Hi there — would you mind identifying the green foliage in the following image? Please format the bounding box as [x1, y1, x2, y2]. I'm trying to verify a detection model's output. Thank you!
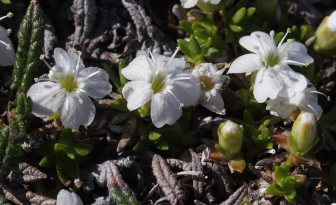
[266, 159, 306, 203]
[10, 0, 44, 92]
[103, 59, 128, 92]
[39, 128, 93, 183]
[319, 107, 336, 150]
[178, 11, 226, 64]
[0, 126, 20, 181]
[0, 0, 11, 4]
[110, 188, 139, 205]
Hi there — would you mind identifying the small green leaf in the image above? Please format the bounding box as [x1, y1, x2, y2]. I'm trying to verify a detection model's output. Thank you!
[65, 159, 80, 178]
[64, 149, 76, 160]
[54, 143, 69, 152]
[73, 143, 93, 156]
[58, 128, 74, 146]
[119, 59, 128, 87]
[138, 103, 150, 117]
[155, 139, 169, 151]
[266, 183, 284, 196]
[1, 0, 12, 4]
[246, 7, 256, 19]
[39, 154, 55, 168]
[148, 132, 161, 141]
[110, 98, 129, 112]
[232, 7, 246, 24]
[57, 168, 68, 184]
[103, 63, 121, 89]
[179, 20, 194, 34]
[229, 24, 243, 32]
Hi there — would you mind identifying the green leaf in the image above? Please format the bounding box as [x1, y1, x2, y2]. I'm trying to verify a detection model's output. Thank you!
[155, 139, 169, 151]
[319, 106, 336, 131]
[64, 149, 76, 160]
[246, 7, 256, 19]
[39, 154, 55, 168]
[54, 143, 69, 152]
[232, 7, 246, 24]
[148, 132, 161, 141]
[110, 188, 140, 205]
[72, 143, 93, 156]
[180, 20, 194, 34]
[110, 98, 129, 112]
[57, 168, 68, 184]
[323, 129, 336, 150]
[138, 103, 150, 117]
[11, 0, 44, 92]
[266, 183, 284, 196]
[65, 158, 80, 178]
[58, 128, 74, 145]
[103, 63, 121, 89]
[1, 0, 11, 4]
[119, 59, 128, 87]
[229, 24, 243, 32]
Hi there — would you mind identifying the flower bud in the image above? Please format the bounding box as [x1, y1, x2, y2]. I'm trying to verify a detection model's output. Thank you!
[217, 120, 243, 160]
[288, 112, 318, 156]
[314, 11, 336, 56]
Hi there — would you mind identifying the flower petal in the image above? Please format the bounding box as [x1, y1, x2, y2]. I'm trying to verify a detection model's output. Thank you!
[202, 91, 225, 115]
[154, 55, 186, 75]
[57, 189, 83, 205]
[0, 26, 14, 66]
[239, 31, 276, 55]
[170, 72, 200, 107]
[275, 65, 307, 98]
[227, 54, 262, 73]
[279, 42, 313, 66]
[180, 0, 198, 8]
[122, 80, 153, 110]
[151, 92, 182, 128]
[27, 81, 65, 117]
[78, 67, 112, 99]
[266, 97, 297, 118]
[253, 68, 283, 103]
[60, 92, 95, 129]
[53, 48, 85, 75]
[121, 55, 154, 81]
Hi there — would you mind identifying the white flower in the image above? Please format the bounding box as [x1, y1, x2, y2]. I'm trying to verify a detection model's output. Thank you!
[0, 13, 14, 66]
[266, 86, 323, 119]
[27, 48, 112, 129]
[57, 189, 83, 205]
[228, 30, 313, 103]
[326, 10, 336, 32]
[122, 53, 200, 128]
[191, 63, 226, 115]
[180, 0, 221, 8]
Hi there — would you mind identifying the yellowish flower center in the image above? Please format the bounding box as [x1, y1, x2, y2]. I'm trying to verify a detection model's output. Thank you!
[60, 75, 78, 92]
[151, 73, 166, 94]
[200, 75, 215, 91]
[263, 52, 281, 67]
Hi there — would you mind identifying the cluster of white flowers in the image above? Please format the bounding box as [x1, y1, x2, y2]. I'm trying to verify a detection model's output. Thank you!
[122, 53, 226, 128]
[57, 189, 83, 205]
[180, 0, 221, 8]
[27, 48, 112, 129]
[228, 30, 323, 118]
[0, 12, 14, 66]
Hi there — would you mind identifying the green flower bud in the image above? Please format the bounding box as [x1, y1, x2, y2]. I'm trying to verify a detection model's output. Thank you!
[288, 112, 318, 157]
[217, 120, 243, 160]
[314, 11, 336, 56]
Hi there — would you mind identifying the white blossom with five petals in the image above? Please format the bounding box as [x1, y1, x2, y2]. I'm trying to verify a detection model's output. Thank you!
[190, 63, 226, 115]
[121, 53, 200, 128]
[27, 48, 112, 129]
[180, 0, 221, 8]
[228, 30, 313, 103]
[56, 189, 83, 205]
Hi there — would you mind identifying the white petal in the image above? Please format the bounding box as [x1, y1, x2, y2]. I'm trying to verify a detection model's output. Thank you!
[121, 55, 154, 81]
[0, 26, 14, 66]
[327, 11, 336, 31]
[228, 54, 262, 73]
[275, 65, 307, 98]
[53, 48, 85, 75]
[122, 80, 153, 110]
[253, 68, 283, 103]
[154, 55, 186, 75]
[180, 0, 198, 8]
[170, 72, 200, 107]
[27, 81, 65, 117]
[279, 42, 313, 66]
[78, 67, 112, 99]
[202, 91, 225, 115]
[266, 97, 297, 118]
[151, 92, 182, 128]
[239, 31, 276, 56]
[57, 190, 83, 205]
[60, 92, 95, 129]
